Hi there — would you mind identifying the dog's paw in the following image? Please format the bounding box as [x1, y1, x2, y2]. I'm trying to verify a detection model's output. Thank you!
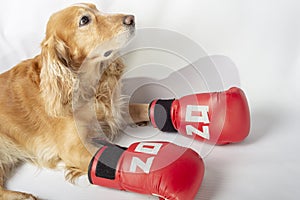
[65, 166, 85, 184]
[130, 121, 149, 128]
[22, 194, 38, 200]
[2, 190, 38, 200]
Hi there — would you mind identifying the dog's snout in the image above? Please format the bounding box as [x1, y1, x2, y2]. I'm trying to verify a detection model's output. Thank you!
[123, 15, 135, 26]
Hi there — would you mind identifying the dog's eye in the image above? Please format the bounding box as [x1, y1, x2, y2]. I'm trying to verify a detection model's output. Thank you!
[79, 16, 90, 27]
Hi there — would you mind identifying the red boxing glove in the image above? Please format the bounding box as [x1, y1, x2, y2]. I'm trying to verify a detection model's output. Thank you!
[88, 141, 204, 200]
[149, 87, 250, 145]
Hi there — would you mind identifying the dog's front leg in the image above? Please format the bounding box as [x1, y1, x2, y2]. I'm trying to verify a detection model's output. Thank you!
[56, 118, 101, 183]
[128, 103, 150, 124]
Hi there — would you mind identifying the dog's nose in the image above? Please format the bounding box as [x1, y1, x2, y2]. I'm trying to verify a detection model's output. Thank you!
[123, 15, 135, 26]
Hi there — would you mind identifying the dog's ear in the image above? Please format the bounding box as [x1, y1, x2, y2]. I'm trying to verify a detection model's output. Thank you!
[42, 35, 72, 68]
[40, 35, 74, 117]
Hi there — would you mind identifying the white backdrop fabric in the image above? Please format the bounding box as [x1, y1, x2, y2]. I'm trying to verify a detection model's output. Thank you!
[1, 0, 299, 200]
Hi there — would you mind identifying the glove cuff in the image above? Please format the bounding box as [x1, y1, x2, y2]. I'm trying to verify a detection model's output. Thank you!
[149, 99, 177, 132]
[88, 143, 126, 187]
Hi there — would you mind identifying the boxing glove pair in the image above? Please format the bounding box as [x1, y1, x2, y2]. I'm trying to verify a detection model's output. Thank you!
[88, 87, 250, 199]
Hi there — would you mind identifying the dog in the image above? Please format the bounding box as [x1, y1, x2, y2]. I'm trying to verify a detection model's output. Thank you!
[0, 3, 140, 199]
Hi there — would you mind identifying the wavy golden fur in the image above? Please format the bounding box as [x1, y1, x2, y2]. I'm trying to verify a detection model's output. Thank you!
[0, 3, 136, 199]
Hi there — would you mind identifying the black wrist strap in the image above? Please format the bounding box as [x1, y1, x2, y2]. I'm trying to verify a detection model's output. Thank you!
[151, 99, 177, 132]
[88, 144, 126, 183]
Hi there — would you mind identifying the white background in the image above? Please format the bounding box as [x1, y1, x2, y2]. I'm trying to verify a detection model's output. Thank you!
[1, 0, 300, 200]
